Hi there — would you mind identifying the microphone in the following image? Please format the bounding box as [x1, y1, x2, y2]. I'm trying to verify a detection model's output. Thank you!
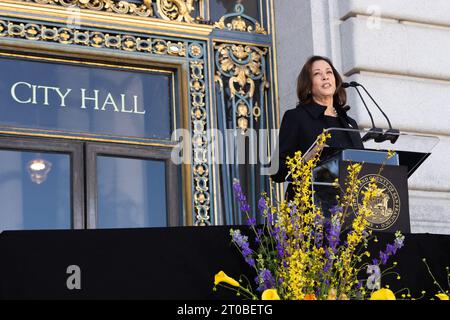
[354, 82, 399, 143]
[342, 82, 383, 143]
[343, 81, 399, 143]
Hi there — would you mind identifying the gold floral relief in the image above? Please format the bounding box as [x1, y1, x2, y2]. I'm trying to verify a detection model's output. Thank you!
[21, 0, 154, 17]
[156, 0, 198, 23]
[19, 0, 203, 23]
[215, 43, 267, 99]
[213, 3, 267, 35]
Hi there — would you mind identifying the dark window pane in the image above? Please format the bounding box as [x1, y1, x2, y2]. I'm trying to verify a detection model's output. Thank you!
[0, 56, 173, 141]
[97, 156, 167, 228]
[0, 150, 71, 230]
[210, 0, 260, 23]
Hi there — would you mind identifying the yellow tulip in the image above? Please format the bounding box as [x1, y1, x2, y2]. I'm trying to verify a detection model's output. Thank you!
[435, 293, 449, 300]
[370, 288, 396, 300]
[262, 289, 280, 300]
[214, 271, 240, 287]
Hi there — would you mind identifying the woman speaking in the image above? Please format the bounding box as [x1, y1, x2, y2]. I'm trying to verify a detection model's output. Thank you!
[271, 55, 363, 199]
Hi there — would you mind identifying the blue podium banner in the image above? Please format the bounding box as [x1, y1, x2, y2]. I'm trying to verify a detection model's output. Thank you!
[0, 55, 174, 141]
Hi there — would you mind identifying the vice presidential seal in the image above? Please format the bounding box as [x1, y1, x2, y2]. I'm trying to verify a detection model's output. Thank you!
[353, 174, 400, 231]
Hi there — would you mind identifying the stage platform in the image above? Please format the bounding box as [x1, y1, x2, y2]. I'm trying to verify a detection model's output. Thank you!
[1, 226, 449, 299]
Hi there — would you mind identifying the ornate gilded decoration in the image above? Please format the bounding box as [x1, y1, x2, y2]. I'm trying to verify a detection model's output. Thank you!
[215, 44, 266, 99]
[214, 3, 267, 35]
[214, 43, 267, 131]
[213, 38, 272, 225]
[0, 17, 211, 225]
[190, 59, 210, 225]
[0, 20, 187, 56]
[22, 0, 154, 17]
[19, 0, 204, 23]
[0, 0, 276, 228]
[156, 0, 198, 23]
[189, 43, 202, 57]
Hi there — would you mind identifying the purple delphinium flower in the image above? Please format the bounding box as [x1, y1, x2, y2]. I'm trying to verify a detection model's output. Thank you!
[233, 180, 251, 213]
[329, 205, 343, 216]
[323, 260, 332, 273]
[379, 250, 389, 265]
[394, 235, 405, 249]
[258, 197, 267, 215]
[246, 217, 256, 227]
[366, 264, 381, 290]
[245, 256, 256, 267]
[326, 220, 341, 251]
[230, 229, 255, 267]
[255, 228, 263, 244]
[255, 269, 276, 292]
[241, 203, 251, 212]
[322, 218, 341, 276]
[377, 233, 405, 265]
[271, 226, 281, 238]
[386, 243, 397, 255]
[276, 243, 285, 259]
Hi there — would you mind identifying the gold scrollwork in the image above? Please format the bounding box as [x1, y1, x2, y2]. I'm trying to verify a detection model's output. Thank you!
[215, 43, 267, 99]
[190, 59, 210, 226]
[215, 16, 266, 34]
[22, 0, 154, 17]
[0, 20, 187, 56]
[215, 42, 269, 132]
[156, 0, 198, 23]
[214, 3, 267, 35]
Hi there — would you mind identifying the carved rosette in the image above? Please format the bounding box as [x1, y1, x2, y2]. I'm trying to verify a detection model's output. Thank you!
[215, 43, 267, 130]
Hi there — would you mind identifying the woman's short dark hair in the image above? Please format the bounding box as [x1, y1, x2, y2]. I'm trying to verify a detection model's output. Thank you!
[296, 55, 346, 106]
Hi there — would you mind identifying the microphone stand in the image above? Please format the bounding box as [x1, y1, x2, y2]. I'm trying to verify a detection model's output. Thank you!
[349, 84, 384, 143]
[356, 83, 399, 143]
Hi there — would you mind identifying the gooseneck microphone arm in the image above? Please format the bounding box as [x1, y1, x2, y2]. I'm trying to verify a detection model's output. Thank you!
[353, 82, 393, 129]
[353, 85, 376, 129]
[343, 82, 384, 143]
[344, 81, 399, 143]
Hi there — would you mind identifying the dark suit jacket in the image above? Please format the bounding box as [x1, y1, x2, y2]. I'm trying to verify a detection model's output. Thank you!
[271, 101, 363, 183]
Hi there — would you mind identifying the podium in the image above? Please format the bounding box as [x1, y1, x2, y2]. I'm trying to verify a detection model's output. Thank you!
[309, 128, 439, 233]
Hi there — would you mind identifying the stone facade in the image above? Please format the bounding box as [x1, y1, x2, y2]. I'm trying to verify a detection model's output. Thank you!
[274, 0, 450, 234]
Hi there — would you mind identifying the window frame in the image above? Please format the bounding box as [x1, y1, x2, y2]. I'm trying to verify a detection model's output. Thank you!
[85, 142, 180, 229]
[0, 135, 84, 229]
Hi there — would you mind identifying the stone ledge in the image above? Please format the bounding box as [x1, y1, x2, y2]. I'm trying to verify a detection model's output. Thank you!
[340, 17, 450, 81]
[338, 0, 450, 28]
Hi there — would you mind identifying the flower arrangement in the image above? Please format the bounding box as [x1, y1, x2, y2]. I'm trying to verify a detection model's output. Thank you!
[213, 132, 405, 300]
